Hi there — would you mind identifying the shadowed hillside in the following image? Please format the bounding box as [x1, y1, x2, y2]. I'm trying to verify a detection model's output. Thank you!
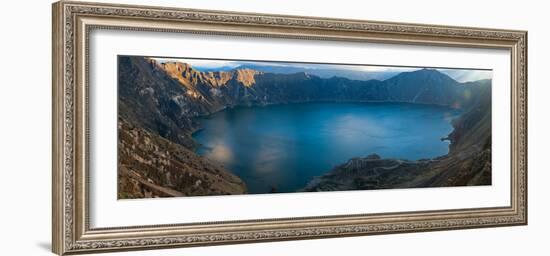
[118, 118, 246, 198]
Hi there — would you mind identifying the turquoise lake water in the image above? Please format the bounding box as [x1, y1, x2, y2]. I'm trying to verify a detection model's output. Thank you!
[192, 102, 460, 194]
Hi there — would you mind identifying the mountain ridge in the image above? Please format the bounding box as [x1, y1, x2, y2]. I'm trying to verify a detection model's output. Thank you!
[146, 57, 487, 110]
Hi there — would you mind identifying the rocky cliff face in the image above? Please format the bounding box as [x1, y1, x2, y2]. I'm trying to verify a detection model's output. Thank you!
[118, 55, 492, 197]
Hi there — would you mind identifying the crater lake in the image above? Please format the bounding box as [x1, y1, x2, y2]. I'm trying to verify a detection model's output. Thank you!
[192, 102, 461, 194]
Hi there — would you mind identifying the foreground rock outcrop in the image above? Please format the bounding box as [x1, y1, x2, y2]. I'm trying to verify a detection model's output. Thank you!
[118, 118, 246, 199]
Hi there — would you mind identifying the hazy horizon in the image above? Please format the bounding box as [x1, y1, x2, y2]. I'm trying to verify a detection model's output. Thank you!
[149, 56, 492, 83]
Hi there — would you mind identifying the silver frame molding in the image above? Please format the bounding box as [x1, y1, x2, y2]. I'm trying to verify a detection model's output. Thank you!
[52, 1, 527, 255]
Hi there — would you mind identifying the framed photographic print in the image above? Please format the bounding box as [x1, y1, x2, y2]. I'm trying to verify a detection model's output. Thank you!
[52, 1, 527, 255]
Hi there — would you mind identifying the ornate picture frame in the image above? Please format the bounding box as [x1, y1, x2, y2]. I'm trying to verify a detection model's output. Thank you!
[52, 1, 527, 255]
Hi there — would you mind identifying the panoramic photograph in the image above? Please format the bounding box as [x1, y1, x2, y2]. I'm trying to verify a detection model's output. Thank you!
[117, 55, 492, 199]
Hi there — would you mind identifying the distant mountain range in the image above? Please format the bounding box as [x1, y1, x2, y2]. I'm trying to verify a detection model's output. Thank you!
[186, 61, 490, 83]
[117, 55, 492, 198]
[195, 64, 401, 81]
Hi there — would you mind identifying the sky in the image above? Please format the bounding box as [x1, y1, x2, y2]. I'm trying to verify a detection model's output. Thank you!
[151, 57, 492, 83]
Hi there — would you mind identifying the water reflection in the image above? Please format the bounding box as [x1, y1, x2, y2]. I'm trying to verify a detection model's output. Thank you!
[193, 102, 460, 194]
[205, 143, 233, 164]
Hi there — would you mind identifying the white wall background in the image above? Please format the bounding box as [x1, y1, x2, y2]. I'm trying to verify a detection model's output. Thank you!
[0, 0, 547, 255]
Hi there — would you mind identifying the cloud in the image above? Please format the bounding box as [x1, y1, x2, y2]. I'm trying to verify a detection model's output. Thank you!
[437, 69, 492, 83]
[151, 58, 241, 69]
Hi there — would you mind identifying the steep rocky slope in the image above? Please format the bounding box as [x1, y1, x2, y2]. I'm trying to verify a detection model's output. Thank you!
[118, 118, 246, 199]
